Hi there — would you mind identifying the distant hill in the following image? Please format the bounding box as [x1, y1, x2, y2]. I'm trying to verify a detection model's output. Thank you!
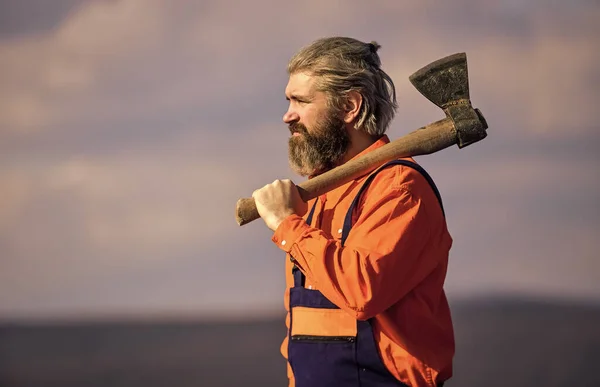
[1, 298, 599, 387]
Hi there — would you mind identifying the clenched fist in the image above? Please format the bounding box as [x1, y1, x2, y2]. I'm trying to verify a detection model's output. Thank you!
[252, 179, 308, 231]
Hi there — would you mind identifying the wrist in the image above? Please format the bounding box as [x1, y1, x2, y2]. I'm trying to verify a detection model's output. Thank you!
[267, 210, 295, 231]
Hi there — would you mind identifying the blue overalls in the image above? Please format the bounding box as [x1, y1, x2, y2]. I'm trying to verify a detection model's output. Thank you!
[287, 160, 445, 387]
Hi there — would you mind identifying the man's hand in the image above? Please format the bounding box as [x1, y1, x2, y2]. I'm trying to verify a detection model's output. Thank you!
[252, 179, 308, 231]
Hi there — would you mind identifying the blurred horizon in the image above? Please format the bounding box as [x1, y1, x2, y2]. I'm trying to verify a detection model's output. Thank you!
[2, 294, 600, 325]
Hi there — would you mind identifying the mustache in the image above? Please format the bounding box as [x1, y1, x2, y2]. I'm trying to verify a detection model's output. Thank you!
[289, 122, 309, 136]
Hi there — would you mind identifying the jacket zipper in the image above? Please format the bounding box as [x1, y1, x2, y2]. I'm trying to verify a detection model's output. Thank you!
[291, 335, 356, 343]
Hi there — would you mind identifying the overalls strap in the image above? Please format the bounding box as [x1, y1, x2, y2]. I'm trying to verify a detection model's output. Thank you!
[292, 199, 319, 288]
[341, 159, 445, 246]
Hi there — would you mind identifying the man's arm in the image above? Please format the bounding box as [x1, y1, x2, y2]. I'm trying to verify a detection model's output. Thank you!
[270, 180, 449, 320]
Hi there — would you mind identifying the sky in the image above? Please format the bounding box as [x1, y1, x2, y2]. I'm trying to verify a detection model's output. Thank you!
[0, 0, 598, 320]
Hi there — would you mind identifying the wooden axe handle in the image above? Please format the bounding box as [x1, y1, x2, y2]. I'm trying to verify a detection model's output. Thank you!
[235, 117, 456, 226]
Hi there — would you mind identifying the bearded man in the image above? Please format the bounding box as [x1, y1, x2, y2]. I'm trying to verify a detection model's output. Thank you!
[252, 37, 454, 387]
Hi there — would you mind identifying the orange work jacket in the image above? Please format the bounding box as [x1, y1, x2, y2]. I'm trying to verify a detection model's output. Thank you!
[271, 135, 455, 387]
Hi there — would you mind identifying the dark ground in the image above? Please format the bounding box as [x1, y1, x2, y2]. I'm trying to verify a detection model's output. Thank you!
[1, 298, 599, 387]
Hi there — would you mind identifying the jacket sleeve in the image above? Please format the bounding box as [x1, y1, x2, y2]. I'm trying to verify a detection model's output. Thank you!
[271, 182, 446, 321]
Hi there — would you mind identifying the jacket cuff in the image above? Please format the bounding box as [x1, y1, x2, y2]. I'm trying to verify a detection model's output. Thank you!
[271, 214, 310, 253]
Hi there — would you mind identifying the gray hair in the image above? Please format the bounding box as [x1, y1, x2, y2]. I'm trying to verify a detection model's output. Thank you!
[287, 37, 398, 136]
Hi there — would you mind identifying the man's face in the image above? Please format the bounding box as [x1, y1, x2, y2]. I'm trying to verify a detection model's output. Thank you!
[283, 72, 349, 176]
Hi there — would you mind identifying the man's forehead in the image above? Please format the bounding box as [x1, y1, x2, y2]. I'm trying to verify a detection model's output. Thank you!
[285, 72, 316, 97]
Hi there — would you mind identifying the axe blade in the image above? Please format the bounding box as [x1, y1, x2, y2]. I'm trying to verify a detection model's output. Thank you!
[409, 52, 469, 109]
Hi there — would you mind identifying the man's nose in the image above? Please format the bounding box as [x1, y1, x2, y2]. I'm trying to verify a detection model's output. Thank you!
[283, 109, 299, 124]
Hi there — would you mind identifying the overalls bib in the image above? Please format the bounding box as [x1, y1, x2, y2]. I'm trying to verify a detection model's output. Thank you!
[287, 160, 445, 387]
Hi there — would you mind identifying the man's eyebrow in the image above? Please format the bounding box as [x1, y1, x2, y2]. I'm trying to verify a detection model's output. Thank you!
[286, 93, 310, 101]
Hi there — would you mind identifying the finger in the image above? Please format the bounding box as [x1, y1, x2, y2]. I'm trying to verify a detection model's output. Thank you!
[279, 179, 293, 190]
[251, 188, 262, 199]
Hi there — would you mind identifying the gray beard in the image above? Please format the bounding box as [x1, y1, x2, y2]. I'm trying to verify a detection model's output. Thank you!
[287, 114, 349, 177]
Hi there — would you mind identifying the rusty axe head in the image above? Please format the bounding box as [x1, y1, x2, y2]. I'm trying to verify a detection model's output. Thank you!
[409, 53, 488, 148]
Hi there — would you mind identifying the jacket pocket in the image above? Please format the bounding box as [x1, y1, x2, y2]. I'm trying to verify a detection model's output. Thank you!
[291, 306, 357, 340]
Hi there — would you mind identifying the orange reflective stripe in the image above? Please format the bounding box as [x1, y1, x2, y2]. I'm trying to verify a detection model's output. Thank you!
[291, 306, 357, 337]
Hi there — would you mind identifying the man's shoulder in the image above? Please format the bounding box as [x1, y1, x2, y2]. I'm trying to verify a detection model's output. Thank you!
[358, 158, 444, 215]
[366, 158, 430, 192]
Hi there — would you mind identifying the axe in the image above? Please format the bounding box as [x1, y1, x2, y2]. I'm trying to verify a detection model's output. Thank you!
[235, 52, 488, 226]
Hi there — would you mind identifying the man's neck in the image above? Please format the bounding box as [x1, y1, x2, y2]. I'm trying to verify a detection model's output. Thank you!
[337, 129, 381, 166]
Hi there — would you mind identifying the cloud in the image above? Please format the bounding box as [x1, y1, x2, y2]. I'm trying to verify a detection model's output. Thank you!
[0, 0, 598, 319]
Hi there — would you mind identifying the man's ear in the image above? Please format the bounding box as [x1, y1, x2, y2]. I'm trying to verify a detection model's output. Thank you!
[342, 90, 363, 124]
